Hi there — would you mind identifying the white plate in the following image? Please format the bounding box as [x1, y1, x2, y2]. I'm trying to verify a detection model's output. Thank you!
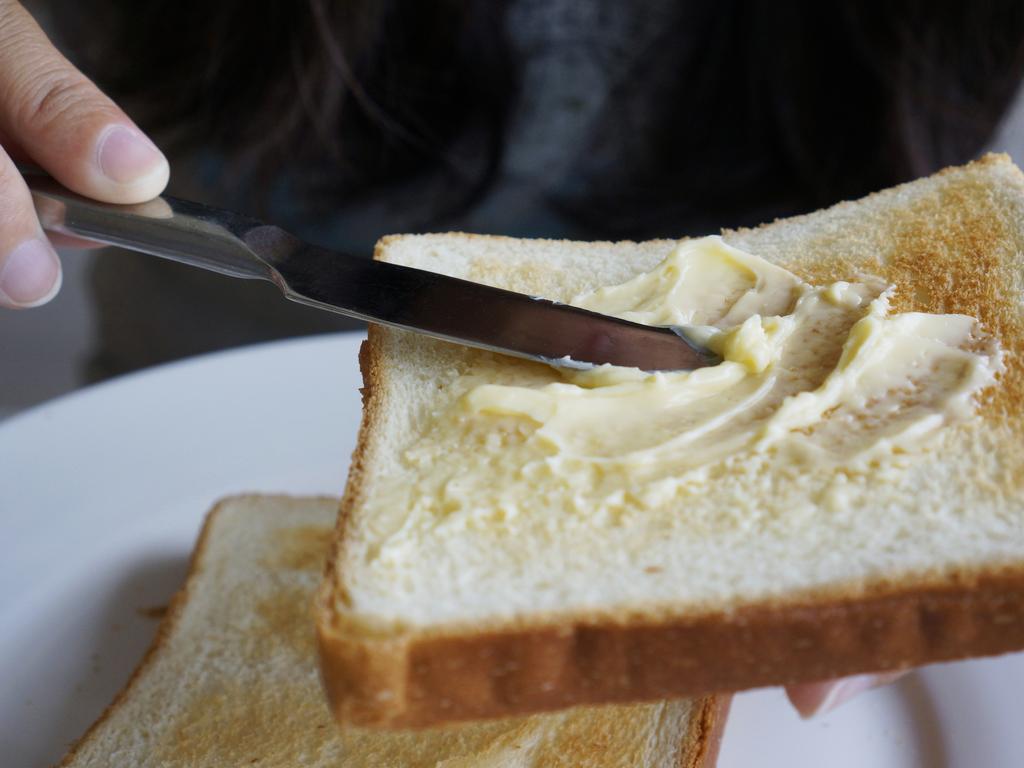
[1, 332, 1021, 768]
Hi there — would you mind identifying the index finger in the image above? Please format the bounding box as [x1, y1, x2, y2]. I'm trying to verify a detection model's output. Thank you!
[0, 1, 168, 203]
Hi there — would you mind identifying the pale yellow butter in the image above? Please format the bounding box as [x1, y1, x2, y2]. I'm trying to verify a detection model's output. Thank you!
[394, 237, 1002, 527]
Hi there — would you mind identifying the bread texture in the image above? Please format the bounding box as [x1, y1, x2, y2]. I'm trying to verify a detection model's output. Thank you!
[58, 495, 725, 767]
[317, 154, 1024, 728]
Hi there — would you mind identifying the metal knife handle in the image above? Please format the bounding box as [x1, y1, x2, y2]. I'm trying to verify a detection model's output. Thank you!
[24, 172, 274, 282]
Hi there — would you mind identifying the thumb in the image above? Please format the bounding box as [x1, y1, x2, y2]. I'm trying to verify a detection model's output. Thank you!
[785, 671, 907, 718]
[0, 2, 169, 203]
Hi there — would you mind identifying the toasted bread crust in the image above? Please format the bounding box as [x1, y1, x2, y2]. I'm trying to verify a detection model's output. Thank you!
[317, 154, 1024, 731]
[318, 566, 1024, 728]
[320, 336, 381, 612]
[684, 696, 730, 768]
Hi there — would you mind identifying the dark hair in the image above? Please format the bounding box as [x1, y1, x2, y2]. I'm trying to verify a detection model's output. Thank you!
[554, 1, 1024, 236]
[53, 0, 517, 224]
[52, 0, 1024, 238]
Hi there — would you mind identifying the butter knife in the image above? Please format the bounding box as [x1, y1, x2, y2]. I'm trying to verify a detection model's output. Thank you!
[25, 173, 717, 371]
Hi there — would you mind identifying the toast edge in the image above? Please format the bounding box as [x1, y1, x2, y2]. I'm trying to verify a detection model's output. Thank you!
[54, 494, 332, 767]
[684, 696, 731, 768]
[317, 565, 1024, 728]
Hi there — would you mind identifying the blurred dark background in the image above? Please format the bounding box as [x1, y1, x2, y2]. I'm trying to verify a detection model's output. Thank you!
[5, 0, 1024, 416]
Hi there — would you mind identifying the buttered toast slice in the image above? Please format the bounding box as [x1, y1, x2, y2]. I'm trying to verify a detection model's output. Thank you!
[58, 495, 726, 767]
[317, 154, 1024, 729]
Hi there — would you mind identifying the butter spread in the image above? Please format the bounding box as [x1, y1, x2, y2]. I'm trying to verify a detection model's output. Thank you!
[390, 237, 1002, 527]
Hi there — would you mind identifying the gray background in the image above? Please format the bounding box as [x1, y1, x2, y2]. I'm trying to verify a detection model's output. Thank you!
[3, 92, 1024, 420]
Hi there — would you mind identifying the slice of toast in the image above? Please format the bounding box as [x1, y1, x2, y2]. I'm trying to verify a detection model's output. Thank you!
[316, 154, 1024, 729]
[58, 495, 726, 767]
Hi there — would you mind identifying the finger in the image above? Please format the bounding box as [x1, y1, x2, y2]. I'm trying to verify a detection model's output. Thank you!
[0, 143, 60, 307]
[785, 671, 907, 718]
[0, 2, 168, 204]
[0, 127, 109, 249]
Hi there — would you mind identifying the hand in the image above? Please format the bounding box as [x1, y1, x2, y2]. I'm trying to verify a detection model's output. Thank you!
[0, 1, 168, 308]
[786, 671, 907, 718]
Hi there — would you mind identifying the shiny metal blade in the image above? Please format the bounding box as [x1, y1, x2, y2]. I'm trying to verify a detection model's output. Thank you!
[25, 171, 718, 371]
[254, 234, 718, 371]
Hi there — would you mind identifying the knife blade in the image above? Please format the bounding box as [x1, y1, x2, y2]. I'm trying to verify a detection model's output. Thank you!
[25, 173, 718, 371]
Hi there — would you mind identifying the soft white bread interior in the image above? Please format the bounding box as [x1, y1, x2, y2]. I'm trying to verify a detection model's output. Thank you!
[59, 495, 725, 767]
[317, 154, 1024, 728]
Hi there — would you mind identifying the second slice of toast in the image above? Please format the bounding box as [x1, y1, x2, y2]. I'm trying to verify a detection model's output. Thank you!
[60, 495, 725, 767]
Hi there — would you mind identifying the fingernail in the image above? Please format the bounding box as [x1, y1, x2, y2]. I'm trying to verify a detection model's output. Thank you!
[802, 674, 880, 718]
[0, 238, 62, 307]
[96, 124, 167, 184]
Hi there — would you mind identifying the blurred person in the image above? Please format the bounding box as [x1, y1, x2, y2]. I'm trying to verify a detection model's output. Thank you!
[2, 0, 1024, 715]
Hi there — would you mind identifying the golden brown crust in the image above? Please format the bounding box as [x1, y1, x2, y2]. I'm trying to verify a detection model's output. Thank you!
[683, 696, 730, 768]
[318, 330, 387, 613]
[319, 567, 1024, 728]
[317, 154, 1024, 732]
